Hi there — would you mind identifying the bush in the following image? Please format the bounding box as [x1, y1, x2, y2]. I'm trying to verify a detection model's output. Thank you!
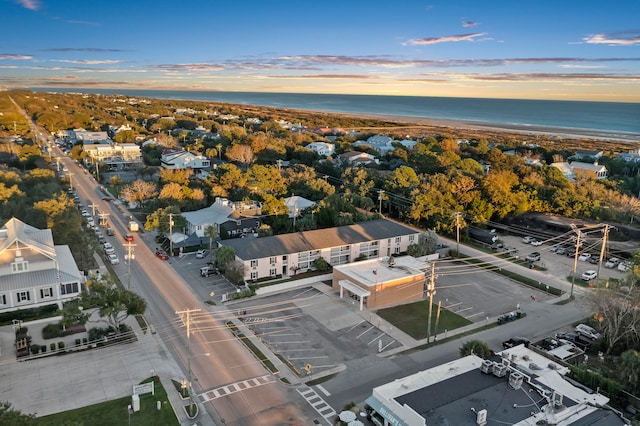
[40, 345, 46, 353]
[50, 343, 56, 351]
[42, 323, 62, 339]
[88, 327, 107, 342]
[58, 341, 65, 350]
[75, 338, 81, 346]
[30, 344, 40, 354]
[0, 304, 58, 326]
[15, 326, 29, 337]
[82, 338, 88, 344]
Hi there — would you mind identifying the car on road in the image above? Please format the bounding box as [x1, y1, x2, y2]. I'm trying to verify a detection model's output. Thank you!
[605, 258, 620, 268]
[503, 246, 518, 255]
[108, 254, 120, 265]
[531, 239, 543, 247]
[124, 234, 134, 242]
[525, 252, 541, 262]
[106, 227, 115, 236]
[575, 324, 601, 340]
[155, 249, 169, 260]
[578, 253, 592, 262]
[502, 336, 530, 349]
[522, 236, 535, 244]
[103, 242, 115, 255]
[581, 270, 597, 281]
[195, 249, 207, 259]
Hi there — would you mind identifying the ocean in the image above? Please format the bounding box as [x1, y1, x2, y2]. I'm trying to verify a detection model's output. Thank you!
[31, 88, 640, 141]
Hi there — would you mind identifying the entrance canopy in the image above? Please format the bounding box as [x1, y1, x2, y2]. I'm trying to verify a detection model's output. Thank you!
[338, 280, 371, 298]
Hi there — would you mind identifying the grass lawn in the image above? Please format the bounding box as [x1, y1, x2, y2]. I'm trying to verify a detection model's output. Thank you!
[377, 300, 472, 340]
[35, 377, 179, 426]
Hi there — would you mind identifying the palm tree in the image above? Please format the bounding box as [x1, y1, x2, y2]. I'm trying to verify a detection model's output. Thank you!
[204, 225, 219, 262]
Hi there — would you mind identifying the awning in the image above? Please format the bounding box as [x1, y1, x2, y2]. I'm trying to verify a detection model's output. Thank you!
[338, 280, 371, 298]
[364, 396, 410, 426]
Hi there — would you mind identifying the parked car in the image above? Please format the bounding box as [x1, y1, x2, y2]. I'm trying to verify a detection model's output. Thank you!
[588, 256, 599, 264]
[581, 270, 597, 281]
[618, 261, 632, 272]
[525, 252, 541, 262]
[578, 253, 592, 261]
[575, 324, 601, 340]
[502, 336, 530, 349]
[155, 249, 169, 260]
[605, 257, 620, 268]
[195, 249, 207, 259]
[522, 236, 535, 244]
[200, 265, 219, 277]
[108, 254, 120, 265]
[531, 239, 543, 247]
[556, 247, 567, 255]
[503, 246, 518, 254]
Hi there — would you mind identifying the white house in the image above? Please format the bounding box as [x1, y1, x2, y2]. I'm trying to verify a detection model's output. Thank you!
[283, 195, 315, 218]
[73, 130, 111, 144]
[182, 197, 263, 238]
[0, 218, 84, 313]
[618, 148, 640, 163]
[219, 219, 422, 281]
[353, 135, 417, 155]
[84, 143, 143, 170]
[304, 142, 335, 157]
[551, 162, 608, 181]
[337, 151, 379, 166]
[161, 149, 211, 170]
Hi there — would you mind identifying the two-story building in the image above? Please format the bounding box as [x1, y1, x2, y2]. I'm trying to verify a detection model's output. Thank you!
[304, 142, 336, 157]
[161, 149, 211, 171]
[84, 143, 143, 171]
[0, 218, 84, 313]
[219, 219, 422, 282]
[182, 197, 263, 239]
[550, 162, 608, 181]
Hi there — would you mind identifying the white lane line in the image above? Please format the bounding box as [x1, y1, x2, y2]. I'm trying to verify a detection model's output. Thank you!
[316, 384, 331, 396]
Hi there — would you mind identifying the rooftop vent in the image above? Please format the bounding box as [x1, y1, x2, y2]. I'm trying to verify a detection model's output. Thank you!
[476, 409, 487, 426]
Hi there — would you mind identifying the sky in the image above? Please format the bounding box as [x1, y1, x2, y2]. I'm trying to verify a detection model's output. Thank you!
[1, 0, 639, 102]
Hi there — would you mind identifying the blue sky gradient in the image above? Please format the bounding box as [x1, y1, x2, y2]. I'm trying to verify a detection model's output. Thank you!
[2, 0, 639, 101]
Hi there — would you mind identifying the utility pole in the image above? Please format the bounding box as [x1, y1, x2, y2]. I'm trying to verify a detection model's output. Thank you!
[124, 242, 136, 289]
[67, 172, 74, 190]
[176, 308, 201, 418]
[378, 190, 384, 215]
[88, 202, 98, 216]
[597, 224, 609, 279]
[455, 213, 461, 257]
[426, 262, 436, 342]
[169, 213, 174, 257]
[570, 228, 581, 298]
[98, 212, 110, 228]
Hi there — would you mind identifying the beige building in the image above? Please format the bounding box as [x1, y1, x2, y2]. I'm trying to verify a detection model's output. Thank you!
[332, 255, 429, 310]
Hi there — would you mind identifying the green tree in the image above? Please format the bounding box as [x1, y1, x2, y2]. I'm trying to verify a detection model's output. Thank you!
[620, 349, 640, 393]
[60, 300, 89, 331]
[0, 400, 35, 425]
[459, 340, 492, 359]
[144, 205, 182, 234]
[216, 246, 236, 272]
[81, 278, 146, 334]
[204, 225, 219, 260]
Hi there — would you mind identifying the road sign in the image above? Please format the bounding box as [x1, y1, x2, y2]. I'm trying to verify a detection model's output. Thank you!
[305, 363, 312, 373]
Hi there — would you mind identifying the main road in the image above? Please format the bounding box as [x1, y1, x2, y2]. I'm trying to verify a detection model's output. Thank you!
[48, 143, 313, 425]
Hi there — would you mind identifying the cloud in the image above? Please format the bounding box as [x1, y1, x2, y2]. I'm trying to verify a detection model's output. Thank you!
[583, 31, 640, 46]
[15, 0, 39, 10]
[150, 63, 225, 72]
[404, 33, 488, 45]
[465, 72, 640, 82]
[268, 74, 380, 80]
[42, 48, 130, 52]
[461, 20, 479, 28]
[53, 59, 126, 65]
[0, 54, 32, 60]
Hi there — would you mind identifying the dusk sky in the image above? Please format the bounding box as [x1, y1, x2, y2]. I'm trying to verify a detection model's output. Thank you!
[2, 0, 639, 102]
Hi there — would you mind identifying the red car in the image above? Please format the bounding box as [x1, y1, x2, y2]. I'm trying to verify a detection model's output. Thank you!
[124, 234, 134, 242]
[155, 249, 169, 260]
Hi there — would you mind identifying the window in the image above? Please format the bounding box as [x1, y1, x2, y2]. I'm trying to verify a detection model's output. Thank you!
[330, 245, 350, 265]
[298, 250, 320, 270]
[409, 235, 415, 242]
[282, 255, 288, 265]
[40, 288, 53, 298]
[0, 294, 6, 305]
[60, 282, 79, 295]
[17, 291, 30, 302]
[269, 268, 277, 277]
[11, 261, 29, 273]
[270, 257, 277, 265]
[395, 237, 402, 244]
[251, 260, 258, 268]
[250, 271, 258, 280]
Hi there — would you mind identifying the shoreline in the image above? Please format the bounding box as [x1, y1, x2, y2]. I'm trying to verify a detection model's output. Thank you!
[329, 111, 640, 143]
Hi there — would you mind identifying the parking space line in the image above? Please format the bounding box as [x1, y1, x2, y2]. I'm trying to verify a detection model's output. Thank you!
[356, 325, 374, 339]
[288, 356, 328, 360]
[368, 333, 384, 346]
[346, 320, 365, 333]
[380, 340, 396, 351]
[276, 348, 317, 352]
[271, 340, 310, 344]
[457, 307, 474, 313]
[465, 312, 485, 319]
[316, 385, 331, 396]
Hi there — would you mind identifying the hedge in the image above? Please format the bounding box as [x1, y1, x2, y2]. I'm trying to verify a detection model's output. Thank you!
[0, 304, 59, 326]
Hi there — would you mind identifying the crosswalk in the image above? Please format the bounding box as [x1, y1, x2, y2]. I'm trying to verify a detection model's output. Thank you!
[197, 374, 275, 402]
[297, 386, 336, 424]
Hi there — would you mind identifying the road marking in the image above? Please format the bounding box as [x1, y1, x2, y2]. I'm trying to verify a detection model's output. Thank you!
[346, 320, 365, 332]
[198, 374, 274, 402]
[316, 384, 331, 396]
[368, 333, 384, 346]
[356, 326, 374, 339]
[297, 386, 335, 425]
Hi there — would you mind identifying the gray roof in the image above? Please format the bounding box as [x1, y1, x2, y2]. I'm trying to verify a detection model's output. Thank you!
[221, 219, 420, 260]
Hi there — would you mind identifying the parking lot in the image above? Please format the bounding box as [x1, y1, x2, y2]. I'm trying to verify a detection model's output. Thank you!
[169, 250, 239, 303]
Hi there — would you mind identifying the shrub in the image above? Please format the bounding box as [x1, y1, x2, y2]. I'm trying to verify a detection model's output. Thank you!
[15, 326, 29, 336]
[42, 323, 62, 339]
[58, 341, 65, 350]
[82, 338, 88, 344]
[50, 343, 56, 351]
[75, 338, 81, 346]
[88, 327, 106, 342]
[40, 345, 46, 353]
[0, 304, 58, 326]
[30, 344, 40, 354]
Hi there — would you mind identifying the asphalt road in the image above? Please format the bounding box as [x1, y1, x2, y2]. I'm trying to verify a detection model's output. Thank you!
[51, 144, 315, 425]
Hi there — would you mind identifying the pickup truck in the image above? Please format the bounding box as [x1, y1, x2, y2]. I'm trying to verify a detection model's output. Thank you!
[502, 337, 530, 349]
